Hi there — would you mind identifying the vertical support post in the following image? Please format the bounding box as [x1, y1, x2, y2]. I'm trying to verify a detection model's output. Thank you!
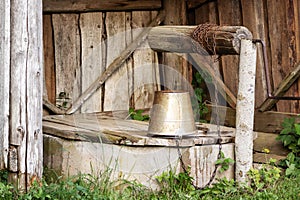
[9, 0, 44, 190]
[235, 39, 257, 183]
[0, 0, 10, 170]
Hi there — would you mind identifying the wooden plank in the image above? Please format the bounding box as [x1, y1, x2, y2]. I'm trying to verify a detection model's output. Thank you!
[253, 152, 287, 164]
[148, 25, 252, 55]
[160, 0, 188, 91]
[43, 0, 162, 13]
[10, 0, 43, 189]
[259, 62, 300, 111]
[43, 15, 56, 104]
[253, 132, 289, 156]
[0, 0, 10, 169]
[66, 12, 165, 114]
[204, 103, 300, 133]
[52, 14, 81, 111]
[187, 0, 211, 10]
[295, 0, 300, 113]
[132, 11, 161, 109]
[80, 12, 104, 113]
[218, 0, 242, 98]
[43, 113, 234, 147]
[266, 0, 291, 112]
[241, 0, 269, 108]
[103, 12, 131, 111]
[194, 0, 218, 24]
[287, 0, 300, 113]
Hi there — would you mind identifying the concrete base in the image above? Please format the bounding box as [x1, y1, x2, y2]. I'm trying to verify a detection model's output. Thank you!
[43, 134, 234, 189]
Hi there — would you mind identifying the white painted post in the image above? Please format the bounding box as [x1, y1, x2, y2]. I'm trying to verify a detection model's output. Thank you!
[235, 39, 257, 183]
[0, 0, 10, 170]
[9, 0, 44, 189]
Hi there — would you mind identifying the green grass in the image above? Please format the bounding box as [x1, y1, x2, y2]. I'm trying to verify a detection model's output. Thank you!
[1, 170, 300, 200]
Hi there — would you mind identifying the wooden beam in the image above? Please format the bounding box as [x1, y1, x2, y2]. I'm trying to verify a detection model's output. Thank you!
[148, 25, 252, 55]
[43, 0, 162, 13]
[204, 104, 300, 133]
[66, 11, 165, 114]
[259, 62, 300, 112]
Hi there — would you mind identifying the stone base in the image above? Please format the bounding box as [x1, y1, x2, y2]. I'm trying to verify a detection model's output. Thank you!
[43, 134, 234, 189]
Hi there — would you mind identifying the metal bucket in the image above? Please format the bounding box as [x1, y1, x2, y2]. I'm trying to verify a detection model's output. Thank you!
[148, 90, 196, 137]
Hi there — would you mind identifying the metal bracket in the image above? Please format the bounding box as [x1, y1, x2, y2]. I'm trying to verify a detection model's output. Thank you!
[252, 39, 300, 100]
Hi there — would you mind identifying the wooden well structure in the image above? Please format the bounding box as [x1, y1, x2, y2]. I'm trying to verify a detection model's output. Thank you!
[1, 0, 300, 190]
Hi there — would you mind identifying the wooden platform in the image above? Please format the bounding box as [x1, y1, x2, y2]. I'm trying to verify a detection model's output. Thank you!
[42, 111, 236, 188]
[43, 111, 235, 147]
[42, 111, 288, 188]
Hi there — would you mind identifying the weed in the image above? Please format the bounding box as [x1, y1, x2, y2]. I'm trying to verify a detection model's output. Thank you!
[215, 151, 235, 173]
[128, 108, 150, 121]
[155, 168, 197, 199]
[276, 117, 300, 176]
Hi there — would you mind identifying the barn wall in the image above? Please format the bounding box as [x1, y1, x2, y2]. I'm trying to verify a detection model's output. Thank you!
[44, 0, 300, 114]
[43, 11, 161, 113]
[190, 0, 300, 113]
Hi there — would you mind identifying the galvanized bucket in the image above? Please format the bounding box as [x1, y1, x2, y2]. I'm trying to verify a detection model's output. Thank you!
[148, 90, 196, 137]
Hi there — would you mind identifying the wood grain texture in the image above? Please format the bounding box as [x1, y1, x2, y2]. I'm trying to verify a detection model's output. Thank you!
[132, 11, 161, 109]
[204, 103, 300, 133]
[287, 0, 300, 113]
[266, 0, 290, 112]
[103, 12, 131, 111]
[259, 62, 300, 111]
[9, 0, 43, 188]
[148, 25, 252, 54]
[194, 0, 218, 24]
[218, 0, 242, 97]
[43, 15, 56, 104]
[43, 113, 234, 146]
[80, 12, 104, 113]
[52, 14, 81, 110]
[66, 12, 164, 114]
[241, 0, 269, 108]
[160, 0, 190, 91]
[0, 0, 10, 169]
[43, 0, 162, 13]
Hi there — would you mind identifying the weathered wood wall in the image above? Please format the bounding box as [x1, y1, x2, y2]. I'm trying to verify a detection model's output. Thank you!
[44, 0, 300, 114]
[43, 11, 162, 113]
[191, 0, 300, 113]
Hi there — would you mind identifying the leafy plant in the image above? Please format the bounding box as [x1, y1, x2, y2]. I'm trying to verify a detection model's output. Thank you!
[276, 117, 300, 176]
[247, 162, 281, 192]
[191, 72, 209, 122]
[156, 168, 196, 197]
[199, 177, 238, 197]
[128, 108, 150, 121]
[215, 151, 235, 173]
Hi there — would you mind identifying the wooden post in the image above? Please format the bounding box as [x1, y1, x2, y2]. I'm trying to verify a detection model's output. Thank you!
[9, 0, 43, 190]
[0, 0, 10, 170]
[235, 39, 257, 183]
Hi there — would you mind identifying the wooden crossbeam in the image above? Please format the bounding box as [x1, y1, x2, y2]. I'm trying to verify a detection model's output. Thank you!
[66, 11, 165, 114]
[43, 0, 162, 13]
[148, 25, 252, 55]
[259, 62, 300, 112]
